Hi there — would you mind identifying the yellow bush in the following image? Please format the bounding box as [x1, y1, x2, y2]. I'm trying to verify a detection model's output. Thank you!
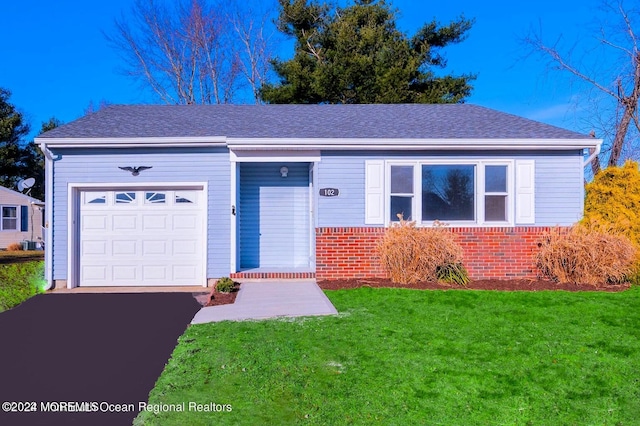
[583, 160, 640, 248]
[377, 219, 467, 284]
[536, 226, 637, 285]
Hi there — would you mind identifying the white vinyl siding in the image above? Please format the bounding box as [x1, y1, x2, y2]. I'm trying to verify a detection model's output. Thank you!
[318, 153, 580, 228]
[50, 147, 230, 281]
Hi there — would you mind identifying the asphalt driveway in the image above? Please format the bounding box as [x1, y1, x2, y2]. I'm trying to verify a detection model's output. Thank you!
[0, 293, 201, 426]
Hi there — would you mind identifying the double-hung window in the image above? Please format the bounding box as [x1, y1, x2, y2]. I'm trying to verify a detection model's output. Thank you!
[389, 165, 414, 221]
[385, 161, 514, 225]
[1, 206, 18, 231]
[484, 165, 508, 222]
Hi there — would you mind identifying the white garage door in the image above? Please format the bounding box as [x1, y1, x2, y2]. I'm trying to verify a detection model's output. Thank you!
[79, 189, 205, 286]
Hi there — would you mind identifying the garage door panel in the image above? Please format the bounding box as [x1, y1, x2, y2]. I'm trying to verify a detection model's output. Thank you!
[82, 240, 108, 256]
[172, 240, 197, 255]
[142, 265, 168, 281]
[79, 188, 205, 287]
[112, 215, 137, 231]
[113, 265, 137, 281]
[82, 266, 107, 281]
[142, 240, 168, 255]
[173, 214, 199, 231]
[112, 240, 138, 256]
[83, 215, 107, 230]
[142, 215, 168, 230]
[173, 265, 198, 280]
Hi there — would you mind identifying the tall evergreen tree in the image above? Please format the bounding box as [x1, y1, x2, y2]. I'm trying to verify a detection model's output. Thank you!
[0, 88, 31, 192]
[261, 0, 475, 104]
[0, 88, 56, 201]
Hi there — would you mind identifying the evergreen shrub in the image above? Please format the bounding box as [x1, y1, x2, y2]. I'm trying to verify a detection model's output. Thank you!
[583, 160, 640, 248]
[215, 277, 237, 293]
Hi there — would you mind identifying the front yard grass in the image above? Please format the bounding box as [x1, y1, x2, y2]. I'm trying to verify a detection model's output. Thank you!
[0, 261, 45, 312]
[136, 287, 640, 425]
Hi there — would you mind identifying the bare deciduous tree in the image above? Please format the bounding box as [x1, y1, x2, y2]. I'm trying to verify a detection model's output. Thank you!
[229, 3, 278, 102]
[106, 0, 278, 104]
[524, 1, 640, 175]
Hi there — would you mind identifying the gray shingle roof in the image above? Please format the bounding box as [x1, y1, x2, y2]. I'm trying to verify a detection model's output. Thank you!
[38, 104, 590, 140]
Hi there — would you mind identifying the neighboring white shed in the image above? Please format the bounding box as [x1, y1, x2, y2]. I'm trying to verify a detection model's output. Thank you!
[0, 185, 44, 249]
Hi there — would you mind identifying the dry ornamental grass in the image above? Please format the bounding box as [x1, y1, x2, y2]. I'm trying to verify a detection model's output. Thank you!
[536, 226, 638, 285]
[377, 218, 465, 284]
[6, 242, 23, 252]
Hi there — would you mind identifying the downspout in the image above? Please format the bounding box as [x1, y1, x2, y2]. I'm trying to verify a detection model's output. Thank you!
[583, 140, 602, 168]
[37, 140, 61, 290]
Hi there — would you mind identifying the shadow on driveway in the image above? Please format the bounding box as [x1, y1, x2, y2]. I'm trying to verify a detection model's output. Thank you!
[0, 293, 201, 426]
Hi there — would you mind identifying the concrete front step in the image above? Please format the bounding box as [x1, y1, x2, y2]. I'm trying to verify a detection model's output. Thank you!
[191, 281, 337, 324]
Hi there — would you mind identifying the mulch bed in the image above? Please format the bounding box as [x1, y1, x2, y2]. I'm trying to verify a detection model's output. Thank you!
[202, 284, 240, 306]
[0, 251, 45, 264]
[317, 278, 630, 292]
[198, 278, 629, 308]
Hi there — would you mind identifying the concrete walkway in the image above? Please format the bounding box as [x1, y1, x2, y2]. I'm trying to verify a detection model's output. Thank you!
[191, 280, 337, 324]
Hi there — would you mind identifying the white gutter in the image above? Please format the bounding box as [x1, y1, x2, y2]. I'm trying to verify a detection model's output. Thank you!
[37, 141, 60, 291]
[226, 137, 601, 151]
[583, 140, 602, 168]
[39, 136, 227, 149]
[229, 144, 596, 151]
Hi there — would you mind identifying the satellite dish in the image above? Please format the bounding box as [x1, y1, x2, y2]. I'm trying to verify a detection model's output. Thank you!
[17, 177, 35, 195]
[22, 178, 35, 189]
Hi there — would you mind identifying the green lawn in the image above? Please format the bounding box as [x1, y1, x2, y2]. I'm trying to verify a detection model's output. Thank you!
[136, 287, 640, 425]
[0, 261, 45, 312]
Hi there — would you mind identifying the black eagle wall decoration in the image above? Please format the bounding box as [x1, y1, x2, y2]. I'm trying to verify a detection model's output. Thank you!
[118, 166, 153, 176]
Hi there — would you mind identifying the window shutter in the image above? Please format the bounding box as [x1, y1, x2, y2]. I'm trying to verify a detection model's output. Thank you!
[365, 160, 384, 225]
[20, 205, 28, 232]
[515, 160, 535, 224]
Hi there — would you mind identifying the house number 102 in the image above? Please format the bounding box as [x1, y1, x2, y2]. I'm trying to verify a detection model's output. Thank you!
[319, 188, 340, 197]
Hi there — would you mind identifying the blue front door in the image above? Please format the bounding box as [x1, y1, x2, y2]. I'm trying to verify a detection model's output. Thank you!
[239, 163, 310, 269]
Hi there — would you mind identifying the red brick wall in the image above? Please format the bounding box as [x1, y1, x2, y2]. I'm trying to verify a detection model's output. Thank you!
[315, 226, 561, 281]
[315, 227, 387, 280]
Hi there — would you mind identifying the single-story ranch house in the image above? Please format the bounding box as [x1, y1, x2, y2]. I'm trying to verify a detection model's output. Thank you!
[36, 104, 601, 290]
[0, 185, 44, 250]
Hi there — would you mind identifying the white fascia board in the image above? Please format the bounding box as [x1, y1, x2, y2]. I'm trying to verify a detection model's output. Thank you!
[230, 149, 321, 162]
[227, 137, 602, 150]
[34, 136, 227, 148]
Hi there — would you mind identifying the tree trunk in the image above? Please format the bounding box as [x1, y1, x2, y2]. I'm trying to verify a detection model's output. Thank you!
[590, 151, 601, 176]
[609, 105, 634, 167]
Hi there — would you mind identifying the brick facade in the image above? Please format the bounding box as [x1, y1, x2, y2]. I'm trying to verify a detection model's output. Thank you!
[316, 226, 561, 281]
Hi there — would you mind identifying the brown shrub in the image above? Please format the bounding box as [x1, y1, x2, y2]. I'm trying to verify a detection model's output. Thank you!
[6, 242, 23, 252]
[535, 226, 638, 285]
[377, 219, 465, 284]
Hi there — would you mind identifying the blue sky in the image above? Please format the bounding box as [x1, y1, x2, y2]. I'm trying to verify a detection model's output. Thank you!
[1, 0, 604, 139]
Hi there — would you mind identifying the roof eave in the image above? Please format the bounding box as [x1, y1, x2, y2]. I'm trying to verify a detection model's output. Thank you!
[227, 137, 602, 151]
[34, 136, 602, 151]
[35, 136, 228, 149]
